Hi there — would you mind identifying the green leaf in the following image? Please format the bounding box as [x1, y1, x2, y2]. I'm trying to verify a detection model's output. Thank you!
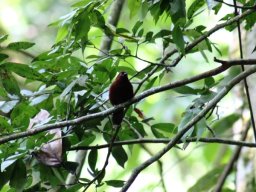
[0, 116, 12, 133]
[128, 0, 141, 19]
[212, 113, 240, 135]
[0, 35, 8, 43]
[10, 102, 37, 129]
[195, 118, 207, 141]
[75, 133, 96, 146]
[3, 62, 45, 81]
[153, 29, 172, 39]
[1, 153, 25, 172]
[172, 26, 185, 53]
[116, 28, 130, 34]
[170, 0, 186, 24]
[0, 53, 8, 62]
[88, 149, 97, 172]
[204, 77, 215, 88]
[111, 146, 128, 168]
[9, 160, 26, 191]
[152, 123, 177, 133]
[105, 180, 125, 188]
[144, 31, 154, 42]
[75, 11, 91, 41]
[187, 0, 205, 19]
[56, 24, 69, 43]
[173, 85, 199, 95]
[0, 70, 20, 96]
[151, 127, 166, 138]
[188, 165, 225, 192]
[132, 21, 143, 36]
[7, 42, 35, 50]
[144, 76, 158, 91]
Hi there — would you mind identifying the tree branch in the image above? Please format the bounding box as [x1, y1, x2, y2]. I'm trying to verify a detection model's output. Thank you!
[1, 60, 256, 145]
[120, 66, 256, 192]
[69, 137, 256, 151]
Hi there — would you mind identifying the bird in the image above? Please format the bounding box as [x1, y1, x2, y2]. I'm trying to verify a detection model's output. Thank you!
[109, 72, 134, 125]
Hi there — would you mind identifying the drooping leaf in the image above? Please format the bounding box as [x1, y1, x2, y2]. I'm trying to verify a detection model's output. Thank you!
[173, 25, 185, 53]
[111, 146, 128, 168]
[187, 0, 205, 19]
[88, 149, 98, 172]
[9, 160, 27, 192]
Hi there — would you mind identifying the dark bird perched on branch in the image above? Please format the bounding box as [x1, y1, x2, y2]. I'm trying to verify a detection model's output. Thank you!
[109, 72, 134, 125]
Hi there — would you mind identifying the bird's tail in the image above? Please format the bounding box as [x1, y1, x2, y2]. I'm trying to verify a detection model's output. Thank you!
[112, 108, 124, 125]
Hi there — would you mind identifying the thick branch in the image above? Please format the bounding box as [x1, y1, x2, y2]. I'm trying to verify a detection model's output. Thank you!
[120, 66, 256, 192]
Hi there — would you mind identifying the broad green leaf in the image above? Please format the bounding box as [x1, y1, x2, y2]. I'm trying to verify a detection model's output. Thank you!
[153, 29, 172, 39]
[128, 0, 141, 19]
[144, 76, 158, 91]
[9, 160, 26, 191]
[152, 123, 177, 133]
[111, 146, 128, 168]
[105, 180, 125, 188]
[195, 118, 207, 141]
[75, 11, 91, 40]
[75, 133, 96, 146]
[187, 0, 205, 19]
[56, 24, 69, 43]
[188, 165, 225, 192]
[170, 0, 186, 24]
[144, 31, 154, 42]
[151, 127, 166, 138]
[212, 113, 240, 135]
[173, 85, 199, 95]
[0, 116, 12, 133]
[0, 53, 8, 62]
[204, 77, 215, 88]
[88, 149, 97, 172]
[7, 42, 35, 50]
[116, 28, 130, 34]
[10, 102, 37, 129]
[132, 21, 143, 36]
[173, 25, 185, 53]
[0, 70, 20, 96]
